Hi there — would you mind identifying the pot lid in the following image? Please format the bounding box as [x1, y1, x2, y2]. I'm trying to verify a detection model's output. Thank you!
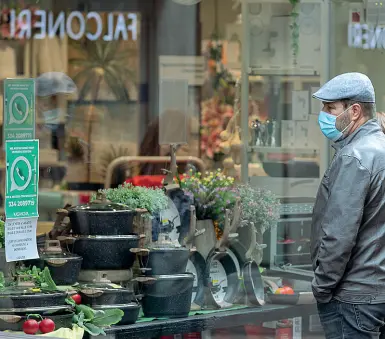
[76, 235, 139, 240]
[92, 302, 140, 309]
[69, 192, 131, 212]
[39, 240, 81, 261]
[40, 251, 82, 261]
[79, 272, 129, 291]
[0, 305, 70, 314]
[0, 286, 65, 297]
[79, 282, 129, 291]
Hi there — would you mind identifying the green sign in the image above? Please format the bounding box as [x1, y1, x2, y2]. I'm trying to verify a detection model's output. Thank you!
[3, 78, 35, 143]
[5, 140, 39, 219]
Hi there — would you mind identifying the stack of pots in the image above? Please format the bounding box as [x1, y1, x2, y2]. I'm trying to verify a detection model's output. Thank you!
[78, 272, 141, 325]
[0, 278, 73, 332]
[67, 192, 140, 274]
[137, 246, 194, 318]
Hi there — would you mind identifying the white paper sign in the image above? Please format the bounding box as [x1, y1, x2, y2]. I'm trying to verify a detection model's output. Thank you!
[5, 217, 39, 262]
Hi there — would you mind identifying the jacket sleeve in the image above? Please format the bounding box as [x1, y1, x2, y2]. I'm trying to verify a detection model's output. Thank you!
[312, 154, 371, 303]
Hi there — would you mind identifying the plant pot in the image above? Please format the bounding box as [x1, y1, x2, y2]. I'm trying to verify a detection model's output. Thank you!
[93, 302, 140, 325]
[72, 235, 139, 270]
[68, 193, 135, 236]
[139, 247, 190, 275]
[195, 219, 217, 261]
[141, 274, 194, 318]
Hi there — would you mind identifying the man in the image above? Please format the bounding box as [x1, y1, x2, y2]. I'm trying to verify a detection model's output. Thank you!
[311, 72, 385, 338]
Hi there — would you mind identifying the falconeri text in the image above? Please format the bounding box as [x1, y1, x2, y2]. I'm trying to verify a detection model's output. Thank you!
[9, 10, 138, 41]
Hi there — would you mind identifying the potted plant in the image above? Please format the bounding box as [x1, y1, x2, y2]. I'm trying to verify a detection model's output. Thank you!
[236, 184, 280, 264]
[176, 169, 237, 258]
[92, 183, 169, 217]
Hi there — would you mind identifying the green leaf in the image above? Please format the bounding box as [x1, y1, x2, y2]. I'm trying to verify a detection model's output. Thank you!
[83, 323, 106, 336]
[75, 304, 95, 321]
[92, 308, 124, 327]
[41, 267, 57, 291]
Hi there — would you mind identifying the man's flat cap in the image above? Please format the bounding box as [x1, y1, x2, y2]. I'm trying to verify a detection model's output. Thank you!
[312, 72, 375, 103]
[36, 72, 77, 97]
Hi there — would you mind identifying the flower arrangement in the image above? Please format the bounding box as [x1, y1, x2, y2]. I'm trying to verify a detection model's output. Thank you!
[177, 169, 237, 228]
[236, 184, 280, 234]
[0, 1, 40, 40]
[201, 98, 234, 160]
[92, 183, 169, 216]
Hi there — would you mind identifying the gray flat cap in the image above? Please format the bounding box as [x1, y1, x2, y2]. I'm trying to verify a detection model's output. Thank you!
[312, 72, 375, 103]
[36, 72, 77, 97]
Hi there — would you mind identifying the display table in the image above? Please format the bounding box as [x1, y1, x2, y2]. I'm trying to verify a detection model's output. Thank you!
[93, 303, 318, 339]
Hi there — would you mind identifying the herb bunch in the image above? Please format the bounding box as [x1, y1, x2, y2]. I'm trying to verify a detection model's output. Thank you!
[178, 169, 237, 226]
[236, 184, 280, 234]
[93, 183, 169, 215]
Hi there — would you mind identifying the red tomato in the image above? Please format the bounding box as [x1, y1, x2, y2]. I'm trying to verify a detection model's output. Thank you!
[274, 286, 295, 295]
[71, 294, 82, 305]
[23, 319, 39, 335]
[39, 318, 55, 333]
[282, 286, 295, 295]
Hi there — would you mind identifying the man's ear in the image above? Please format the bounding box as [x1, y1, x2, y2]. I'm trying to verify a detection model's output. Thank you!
[351, 103, 362, 121]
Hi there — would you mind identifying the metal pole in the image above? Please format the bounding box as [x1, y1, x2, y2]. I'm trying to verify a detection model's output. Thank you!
[320, 0, 332, 175]
[240, 0, 250, 183]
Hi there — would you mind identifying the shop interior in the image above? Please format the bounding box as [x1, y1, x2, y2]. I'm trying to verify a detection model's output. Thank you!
[0, 0, 355, 337]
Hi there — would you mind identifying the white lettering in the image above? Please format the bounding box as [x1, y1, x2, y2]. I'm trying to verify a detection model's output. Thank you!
[18, 9, 32, 39]
[10, 10, 16, 38]
[115, 13, 128, 40]
[10, 10, 137, 41]
[86, 12, 103, 40]
[348, 23, 385, 50]
[66, 11, 85, 40]
[48, 11, 65, 39]
[34, 10, 47, 39]
[103, 13, 114, 41]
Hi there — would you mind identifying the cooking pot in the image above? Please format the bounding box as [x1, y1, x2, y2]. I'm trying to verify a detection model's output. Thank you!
[0, 279, 67, 309]
[140, 273, 194, 318]
[72, 235, 139, 270]
[93, 302, 140, 325]
[68, 192, 135, 236]
[138, 247, 190, 275]
[26, 240, 82, 286]
[0, 310, 73, 332]
[78, 273, 135, 306]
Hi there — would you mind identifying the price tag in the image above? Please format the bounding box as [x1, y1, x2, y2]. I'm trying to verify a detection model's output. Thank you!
[5, 217, 39, 262]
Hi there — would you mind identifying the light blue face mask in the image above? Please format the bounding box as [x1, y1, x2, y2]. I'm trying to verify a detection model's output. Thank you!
[318, 106, 353, 142]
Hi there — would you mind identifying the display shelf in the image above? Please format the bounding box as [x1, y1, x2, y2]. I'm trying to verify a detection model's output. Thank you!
[97, 304, 318, 339]
[249, 146, 319, 156]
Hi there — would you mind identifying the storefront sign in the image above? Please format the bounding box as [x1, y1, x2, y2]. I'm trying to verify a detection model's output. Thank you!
[3, 78, 36, 144]
[9, 10, 137, 41]
[5, 140, 39, 219]
[5, 217, 39, 262]
[348, 23, 385, 49]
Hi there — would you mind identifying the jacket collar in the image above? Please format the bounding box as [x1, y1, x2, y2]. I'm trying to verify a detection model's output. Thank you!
[332, 119, 382, 151]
